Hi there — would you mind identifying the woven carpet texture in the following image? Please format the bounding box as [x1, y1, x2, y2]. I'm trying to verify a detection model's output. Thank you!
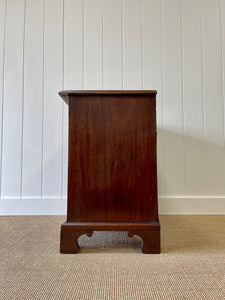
[0, 216, 225, 299]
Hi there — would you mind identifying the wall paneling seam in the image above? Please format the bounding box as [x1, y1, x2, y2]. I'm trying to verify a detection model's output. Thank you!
[141, 0, 143, 90]
[61, 0, 65, 197]
[20, 0, 27, 197]
[0, 0, 7, 198]
[82, 0, 84, 89]
[160, 0, 166, 197]
[218, 0, 225, 146]
[122, 0, 124, 90]
[41, 0, 46, 197]
[102, 0, 104, 89]
[180, 0, 187, 197]
[199, 2, 206, 198]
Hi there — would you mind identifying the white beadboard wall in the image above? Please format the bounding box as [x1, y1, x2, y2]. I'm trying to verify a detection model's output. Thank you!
[0, 0, 225, 215]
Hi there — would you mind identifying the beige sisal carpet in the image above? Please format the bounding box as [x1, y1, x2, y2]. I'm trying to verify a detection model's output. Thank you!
[0, 216, 225, 299]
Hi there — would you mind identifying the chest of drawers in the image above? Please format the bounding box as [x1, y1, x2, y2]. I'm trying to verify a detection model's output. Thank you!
[59, 90, 160, 254]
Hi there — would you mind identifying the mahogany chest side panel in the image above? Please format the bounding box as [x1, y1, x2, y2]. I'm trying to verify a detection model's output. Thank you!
[67, 95, 158, 222]
[59, 90, 160, 254]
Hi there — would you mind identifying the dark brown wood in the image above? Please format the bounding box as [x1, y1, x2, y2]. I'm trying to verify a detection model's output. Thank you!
[60, 225, 93, 254]
[59, 90, 157, 105]
[128, 231, 160, 254]
[60, 221, 160, 254]
[59, 90, 160, 254]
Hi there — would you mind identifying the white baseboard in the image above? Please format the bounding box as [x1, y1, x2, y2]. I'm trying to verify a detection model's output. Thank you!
[0, 196, 225, 216]
[0, 197, 67, 216]
[158, 196, 225, 214]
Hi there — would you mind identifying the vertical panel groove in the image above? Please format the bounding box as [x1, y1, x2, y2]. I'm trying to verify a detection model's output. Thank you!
[122, 0, 124, 90]
[180, 0, 187, 197]
[141, 0, 143, 90]
[61, 0, 65, 197]
[0, 0, 7, 197]
[160, 0, 165, 197]
[160, 0, 166, 196]
[199, 3, 206, 197]
[20, 0, 27, 197]
[41, 0, 45, 197]
[218, 0, 225, 145]
[82, 0, 84, 89]
[122, 0, 125, 89]
[102, 0, 104, 89]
